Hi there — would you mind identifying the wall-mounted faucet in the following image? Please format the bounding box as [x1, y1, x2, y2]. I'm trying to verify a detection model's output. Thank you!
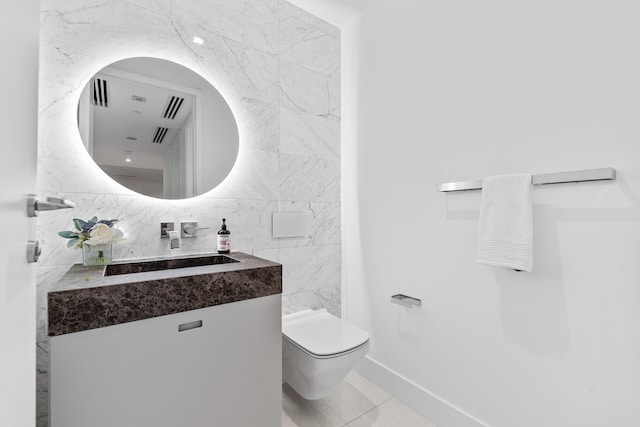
[162, 222, 180, 249]
[160, 222, 175, 238]
[181, 222, 210, 238]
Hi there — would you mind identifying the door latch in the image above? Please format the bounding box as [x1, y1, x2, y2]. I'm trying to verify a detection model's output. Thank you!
[26, 240, 41, 263]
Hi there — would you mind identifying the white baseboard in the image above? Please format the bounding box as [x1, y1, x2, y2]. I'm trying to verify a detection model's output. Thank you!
[355, 356, 489, 427]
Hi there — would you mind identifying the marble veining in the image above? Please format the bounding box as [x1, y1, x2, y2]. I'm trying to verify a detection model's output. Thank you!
[35, 341, 50, 426]
[40, 1, 177, 60]
[277, 0, 340, 40]
[48, 252, 281, 336]
[37, 265, 81, 342]
[280, 244, 340, 295]
[279, 11, 341, 79]
[125, 0, 171, 15]
[226, 95, 279, 153]
[172, 0, 279, 55]
[279, 154, 341, 202]
[282, 284, 341, 318]
[280, 106, 341, 161]
[195, 29, 279, 104]
[210, 149, 281, 200]
[279, 60, 340, 119]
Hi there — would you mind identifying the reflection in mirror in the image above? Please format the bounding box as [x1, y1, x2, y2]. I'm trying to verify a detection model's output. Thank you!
[78, 57, 239, 199]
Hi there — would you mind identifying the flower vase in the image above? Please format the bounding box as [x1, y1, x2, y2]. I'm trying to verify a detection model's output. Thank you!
[82, 244, 113, 266]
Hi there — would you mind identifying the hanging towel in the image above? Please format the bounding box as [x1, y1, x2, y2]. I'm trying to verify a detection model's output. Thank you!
[477, 173, 533, 272]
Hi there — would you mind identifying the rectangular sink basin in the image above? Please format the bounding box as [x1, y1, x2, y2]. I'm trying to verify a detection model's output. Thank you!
[104, 255, 239, 276]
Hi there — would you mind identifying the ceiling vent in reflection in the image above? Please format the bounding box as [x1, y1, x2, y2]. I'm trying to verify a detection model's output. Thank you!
[153, 127, 169, 144]
[163, 96, 185, 120]
[92, 78, 109, 108]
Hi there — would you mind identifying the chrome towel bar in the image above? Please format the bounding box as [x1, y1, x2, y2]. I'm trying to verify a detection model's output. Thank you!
[437, 167, 616, 192]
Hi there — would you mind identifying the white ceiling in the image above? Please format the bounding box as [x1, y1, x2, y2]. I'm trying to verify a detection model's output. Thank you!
[91, 71, 194, 170]
[88, 58, 211, 171]
[285, 0, 372, 26]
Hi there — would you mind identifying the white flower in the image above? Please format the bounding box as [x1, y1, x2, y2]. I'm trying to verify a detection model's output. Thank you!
[85, 223, 124, 246]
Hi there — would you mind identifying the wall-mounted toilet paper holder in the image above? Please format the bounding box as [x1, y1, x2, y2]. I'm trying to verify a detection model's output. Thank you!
[390, 294, 422, 308]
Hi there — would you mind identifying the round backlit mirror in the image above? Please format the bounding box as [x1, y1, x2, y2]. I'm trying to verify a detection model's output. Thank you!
[77, 57, 239, 199]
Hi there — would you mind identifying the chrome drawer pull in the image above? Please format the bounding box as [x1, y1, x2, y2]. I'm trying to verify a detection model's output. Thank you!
[178, 320, 203, 332]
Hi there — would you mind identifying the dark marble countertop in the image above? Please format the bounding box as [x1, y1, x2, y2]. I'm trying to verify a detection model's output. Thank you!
[48, 252, 282, 337]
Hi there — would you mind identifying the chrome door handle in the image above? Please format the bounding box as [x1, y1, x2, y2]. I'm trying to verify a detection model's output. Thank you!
[27, 195, 76, 217]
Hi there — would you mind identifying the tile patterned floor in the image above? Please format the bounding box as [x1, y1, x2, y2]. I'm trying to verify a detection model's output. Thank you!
[282, 372, 437, 427]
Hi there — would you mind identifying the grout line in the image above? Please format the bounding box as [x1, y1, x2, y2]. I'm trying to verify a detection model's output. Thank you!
[341, 395, 396, 427]
[344, 404, 379, 426]
[381, 394, 394, 405]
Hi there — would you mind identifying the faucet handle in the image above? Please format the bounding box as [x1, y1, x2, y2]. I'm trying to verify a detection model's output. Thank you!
[167, 231, 180, 249]
[181, 222, 210, 238]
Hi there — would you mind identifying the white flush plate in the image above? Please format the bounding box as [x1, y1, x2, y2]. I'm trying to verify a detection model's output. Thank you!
[272, 212, 307, 238]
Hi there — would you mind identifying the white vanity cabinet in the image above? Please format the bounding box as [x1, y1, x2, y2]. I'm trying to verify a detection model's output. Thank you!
[50, 294, 282, 427]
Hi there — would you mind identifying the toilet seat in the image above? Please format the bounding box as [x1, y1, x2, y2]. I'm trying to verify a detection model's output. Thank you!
[282, 309, 369, 358]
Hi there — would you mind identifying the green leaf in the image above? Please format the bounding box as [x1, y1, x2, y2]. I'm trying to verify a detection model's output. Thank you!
[91, 216, 98, 222]
[73, 218, 86, 231]
[58, 230, 78, 239]
[66, 238, 80, 248]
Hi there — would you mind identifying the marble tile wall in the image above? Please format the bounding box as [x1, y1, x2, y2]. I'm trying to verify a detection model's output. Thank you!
[36, 1, 340, 425]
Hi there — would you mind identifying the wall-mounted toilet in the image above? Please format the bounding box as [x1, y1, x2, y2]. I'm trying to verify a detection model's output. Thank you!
[282, 309, 370, 400]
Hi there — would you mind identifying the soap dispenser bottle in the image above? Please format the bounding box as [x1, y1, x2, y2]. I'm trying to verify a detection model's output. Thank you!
[217, 218, 231, 254]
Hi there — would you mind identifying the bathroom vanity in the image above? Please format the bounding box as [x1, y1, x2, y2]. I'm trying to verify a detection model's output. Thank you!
[48, 252, 282, 427]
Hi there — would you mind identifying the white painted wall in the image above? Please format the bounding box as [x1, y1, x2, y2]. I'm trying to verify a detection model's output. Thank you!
[343, 1, 640, 426]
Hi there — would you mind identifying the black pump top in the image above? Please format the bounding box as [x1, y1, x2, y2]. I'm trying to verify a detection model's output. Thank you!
[221, 218, 227, 231]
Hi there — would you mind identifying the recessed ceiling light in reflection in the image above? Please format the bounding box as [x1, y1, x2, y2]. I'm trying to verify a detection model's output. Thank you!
[193, 36, 204, 45]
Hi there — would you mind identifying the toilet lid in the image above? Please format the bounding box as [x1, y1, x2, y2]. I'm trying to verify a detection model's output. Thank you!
[282, 309, 370, 357]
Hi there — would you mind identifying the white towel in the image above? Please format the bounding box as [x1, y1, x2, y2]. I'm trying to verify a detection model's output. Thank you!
[477, 173, 533, 272]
